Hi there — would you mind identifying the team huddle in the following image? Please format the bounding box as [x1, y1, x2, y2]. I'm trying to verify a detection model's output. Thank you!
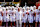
[0, 6, 40, 27]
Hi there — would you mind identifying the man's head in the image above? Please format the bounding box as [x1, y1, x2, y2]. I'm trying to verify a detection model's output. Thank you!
[26, 6, 29, 10]
[30, 6, 33, 11]
[12, 6, 14, 11]
[38, 6, 40, 10]
[22, 8, 24, 12]
[33, 6, 36, 10]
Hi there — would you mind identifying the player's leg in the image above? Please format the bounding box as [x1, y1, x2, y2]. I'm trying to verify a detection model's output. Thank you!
[35, 17, 38, 27]
[29, 18, 33, 27]
[4, 18, 6, 27]
[39, 17, 40, 27]
[33, 16, 35, 27]
[24, 20, 26, 27]
[8, 21, 11, 27]
[2, 17, 4, 27]
[0, 20, 2, 26]
[22, 19, 24, 27]
[28, 19, 30, 27]
[0, 17, 2, 26]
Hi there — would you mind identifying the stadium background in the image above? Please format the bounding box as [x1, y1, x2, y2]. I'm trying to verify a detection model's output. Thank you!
[0, 0, 39, 7]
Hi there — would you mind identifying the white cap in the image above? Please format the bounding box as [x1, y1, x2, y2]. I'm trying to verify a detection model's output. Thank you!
[16, 6, 19, 9]
[2, 7, 6, 11]
[3, 7, 6, 9]
[38, 6, 40, 9]
[0, 8, 2, 11]
[9, 7, 12, 10]
[33, 6, 36, 9]
[14, 7, 18, 10]
[12, 6, 14, 8]
[30, 6, 33, 10]
[6, 7, 8, 9]
[8, 6, 11, 9]
[19, 7, 22, 9]
[26, 6, 29, 10]
[23, 7, 25, 9]
[8, 6, 10, 7]
[16, 3, 19, 7]
[22, 8, 25, 9]
[0, 5, 1, 7]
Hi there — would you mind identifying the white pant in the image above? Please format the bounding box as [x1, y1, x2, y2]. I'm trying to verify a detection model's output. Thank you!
[0, 17, 2, 21]
[29, 17, 33, 23]
[36, 15, 39, 22]
[22, 19, 27, 23]
[3, 17, 7, 22]
[16, 20, 20, 27]
[6, 18, 9, 22]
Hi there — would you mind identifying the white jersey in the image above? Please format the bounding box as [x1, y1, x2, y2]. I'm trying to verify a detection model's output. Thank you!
[3, 11, 6, 17]
[8, 10, 12, 15]
[25, 11, 29, 20]
[7, 10, 12, 21]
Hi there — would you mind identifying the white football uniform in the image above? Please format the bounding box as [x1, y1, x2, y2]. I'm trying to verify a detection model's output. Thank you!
[28, 10, 33, 23]
[2, 10, 7, 22]
[22, 11, 26, 23]
[25, 10, 30, 22]
[7, 10, 12, 22]
[35, 9, 39, 22]
[33, 9, 36, 21]
[6, 11, 9, 22]
[38, 10, 40, 22]
[10, 10, 15, 22]
[12, 10, 16, 22]
[15, 11, 20, 20]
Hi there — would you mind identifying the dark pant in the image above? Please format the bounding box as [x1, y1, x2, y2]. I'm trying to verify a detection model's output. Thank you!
[12, 21, 16, 26]
[29, 23, 33, 27]
[33, 21, 35, 27]
[22, 22, 24, 27]
[2, 22, 6, 26]
[8, 21, 11, 26]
